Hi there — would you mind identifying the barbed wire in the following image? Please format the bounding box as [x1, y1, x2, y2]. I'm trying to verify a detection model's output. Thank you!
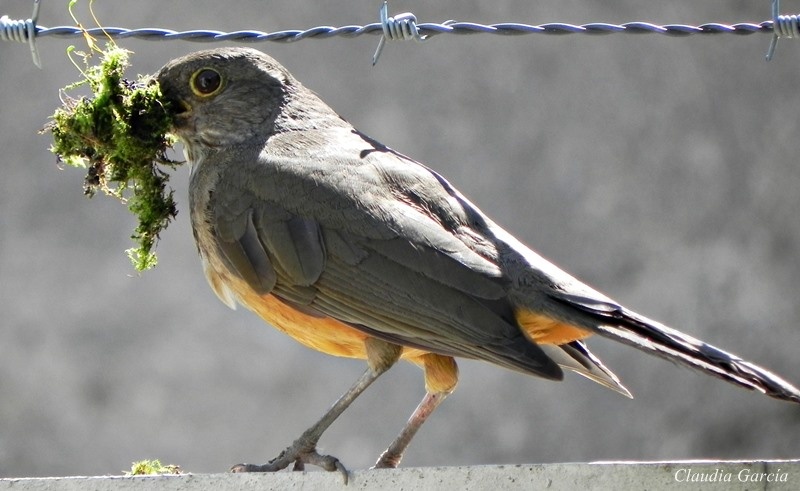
[31, 21, 777, 40]
[2, 0, 800, 68]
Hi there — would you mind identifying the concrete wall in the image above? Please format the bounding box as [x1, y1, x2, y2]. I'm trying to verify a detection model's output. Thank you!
[3, 462, 800, 491]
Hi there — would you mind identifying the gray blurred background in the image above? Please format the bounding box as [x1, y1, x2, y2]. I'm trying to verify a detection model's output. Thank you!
[2, 0, 799, 478]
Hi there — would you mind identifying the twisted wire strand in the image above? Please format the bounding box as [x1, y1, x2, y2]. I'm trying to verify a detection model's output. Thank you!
[5, 1, 800, 69]
[30, 21, 775, 43]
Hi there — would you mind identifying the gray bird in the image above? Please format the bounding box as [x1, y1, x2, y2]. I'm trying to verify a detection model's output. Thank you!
[155, 47, 800, 479]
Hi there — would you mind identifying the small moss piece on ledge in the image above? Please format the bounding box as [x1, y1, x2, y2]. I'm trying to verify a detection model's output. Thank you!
[126, 459, 183, 476]
[44, 46, 179, 271]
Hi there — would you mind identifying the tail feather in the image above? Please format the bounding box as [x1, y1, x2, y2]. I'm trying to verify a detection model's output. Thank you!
[552, 295, 800, 404]
[541, 341, 632, 398]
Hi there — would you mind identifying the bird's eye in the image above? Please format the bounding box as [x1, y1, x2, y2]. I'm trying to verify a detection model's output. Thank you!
[190, 68, 223, 97]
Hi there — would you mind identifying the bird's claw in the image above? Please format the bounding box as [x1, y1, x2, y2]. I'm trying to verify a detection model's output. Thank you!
[231, 446, 349, 484]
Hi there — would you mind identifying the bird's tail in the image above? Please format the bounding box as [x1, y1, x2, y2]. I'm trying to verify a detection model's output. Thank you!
[552, 295, 800, 404]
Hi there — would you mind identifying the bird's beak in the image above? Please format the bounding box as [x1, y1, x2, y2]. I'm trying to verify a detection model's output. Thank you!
[153, 76, 191, 129]
[161, 93, 192, 131]
[173, 99, 193, 120]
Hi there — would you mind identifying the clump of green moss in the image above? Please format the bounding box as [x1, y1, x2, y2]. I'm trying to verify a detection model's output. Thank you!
[126, 459, 183, 476]
[44, 46, 179, 271]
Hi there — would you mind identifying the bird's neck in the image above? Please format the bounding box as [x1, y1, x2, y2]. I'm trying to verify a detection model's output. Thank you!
[273, 86, 349, 134]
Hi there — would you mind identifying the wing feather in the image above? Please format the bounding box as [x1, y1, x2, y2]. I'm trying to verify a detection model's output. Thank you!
[207, 129, 564, 380]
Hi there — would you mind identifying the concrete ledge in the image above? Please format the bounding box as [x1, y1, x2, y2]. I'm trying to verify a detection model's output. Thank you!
[2, 461, 798, 490]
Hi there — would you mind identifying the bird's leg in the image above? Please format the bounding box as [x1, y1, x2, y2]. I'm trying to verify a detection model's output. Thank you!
[231, 338, 402, 483]
[230, 367, 378, 479]
[373, 390, 449, 469]
[373, 353, 457, 469]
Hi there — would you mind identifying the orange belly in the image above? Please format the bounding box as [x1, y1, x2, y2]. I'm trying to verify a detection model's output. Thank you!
[242, 291, 429, 361]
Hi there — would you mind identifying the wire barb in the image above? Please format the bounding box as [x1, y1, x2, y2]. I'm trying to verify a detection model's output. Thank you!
[0, 0, 41, 68]
[372, 1, 427, 65]
[767, 0, 800, 60]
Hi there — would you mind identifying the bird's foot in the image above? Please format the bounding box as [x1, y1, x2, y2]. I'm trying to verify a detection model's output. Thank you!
[230, 440, 348, 484]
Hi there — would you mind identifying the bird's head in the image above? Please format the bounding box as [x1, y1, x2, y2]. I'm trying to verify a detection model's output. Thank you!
[156, 47, 291, 155]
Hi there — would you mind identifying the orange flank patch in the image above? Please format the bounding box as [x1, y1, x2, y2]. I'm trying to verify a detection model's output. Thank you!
[247, 292, 460, 393]
[239, 290, 431, 363]
[515, 309, 592, 345]
[245, 292, 371, 358]
[204, 260, 436, 361]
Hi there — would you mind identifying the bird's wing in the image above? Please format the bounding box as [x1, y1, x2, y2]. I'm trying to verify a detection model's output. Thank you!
[208, 127, 564, 380]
